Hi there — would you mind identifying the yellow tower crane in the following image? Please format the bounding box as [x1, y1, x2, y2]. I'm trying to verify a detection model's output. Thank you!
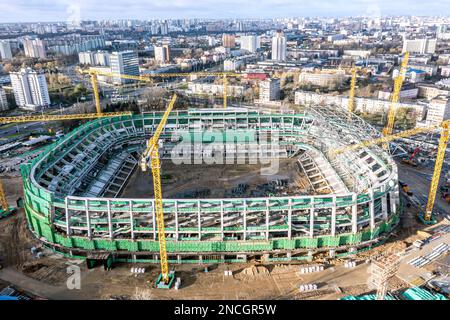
[348, 67, 357, 115]
[0, 181, 10, 216]
[90, 72, 102, 114]
[382, 52, 410, 139]
[423, 122, 449, 223]
[140, 94, 177, 287]
[332, 119, 450, 224]
[223, 74, 228, 109]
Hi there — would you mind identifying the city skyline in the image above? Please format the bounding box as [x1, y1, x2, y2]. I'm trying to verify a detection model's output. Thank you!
[0, 0, 450, 23]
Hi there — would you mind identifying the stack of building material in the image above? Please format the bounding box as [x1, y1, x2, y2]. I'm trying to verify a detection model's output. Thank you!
[408, 243, 449, 268]
[402, 287, 447, 300]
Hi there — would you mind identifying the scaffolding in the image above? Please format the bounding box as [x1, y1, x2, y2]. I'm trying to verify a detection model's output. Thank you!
[370, 251, 402, 300]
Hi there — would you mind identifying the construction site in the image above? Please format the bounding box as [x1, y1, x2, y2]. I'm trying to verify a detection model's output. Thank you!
[0, 60, 449, 300]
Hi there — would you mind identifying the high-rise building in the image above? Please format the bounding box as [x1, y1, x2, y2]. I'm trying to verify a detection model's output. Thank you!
[222, 34, 236, 48]
[271, 31, 286, 61]
[402, 38, 437, 54]
[259, 78, 280, 102]
[95, 51, 111, 66]
[207, 36, 216, 47]
[240, 35, 258, 53]
[78, 51, 96, 65]
[160, 21, 169, 35]
[154, 44, 170, 64]
[10, 68, 51, 111]
[110, 51, 139, 84]
[0, 87, 9, 111]
[79, 51, 110, 66]
[23, 38, 47, 59]
[426, 95, 450, 126]
[0, 40, 13, 60]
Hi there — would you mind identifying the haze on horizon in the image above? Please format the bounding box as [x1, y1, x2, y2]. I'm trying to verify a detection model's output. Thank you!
[0, 0, 449, 23]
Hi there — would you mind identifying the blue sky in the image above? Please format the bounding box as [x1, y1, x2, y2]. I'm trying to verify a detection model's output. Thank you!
[0, 0, 448, 23]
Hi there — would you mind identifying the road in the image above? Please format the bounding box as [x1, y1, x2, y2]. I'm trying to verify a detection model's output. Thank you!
[0, 122, 43, 138]
[397, 161, 449, 215]
[0, 267, 84, 300]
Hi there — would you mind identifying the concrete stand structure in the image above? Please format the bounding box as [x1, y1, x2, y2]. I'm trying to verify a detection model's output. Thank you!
[20, 106, 401, 263]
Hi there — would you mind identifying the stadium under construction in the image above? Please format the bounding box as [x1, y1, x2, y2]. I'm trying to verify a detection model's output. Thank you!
[19, 104, 401, 264]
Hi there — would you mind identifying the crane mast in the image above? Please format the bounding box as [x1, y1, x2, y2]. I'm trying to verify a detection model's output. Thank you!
[348, 67, 357, 114]
[424, 122, 449, 222]
[140, 94, 177, 285]
[382, 52, 409, 138]
[90, 73, 102, 114]
[0, 181, 8, 214]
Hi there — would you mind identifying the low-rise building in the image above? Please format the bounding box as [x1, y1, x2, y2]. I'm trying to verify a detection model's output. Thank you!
[440, 65, 450, 77]
[407, 64, 438, 77]
[298, 70, 346, 88]
[294, 91, 426, 121]
[259, 78, 280, 102]
[343, 50, 371, 59]
[418, 84, 450, 100]
[0, 87, 8, 111]
[378, 85, 419, 101]
[426, 95, 450, 126]
[188, 82, 245, 96]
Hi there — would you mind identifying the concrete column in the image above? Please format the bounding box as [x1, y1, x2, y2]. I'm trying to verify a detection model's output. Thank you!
[369, 190, 375, 231]
[65, 197, 71, 236]
[331, 196, 337, 237]
[243, 200, 247, 241]
[85, 199, 92, 239]
[329, 249, 335, 258]
[49, 205, 56, 227]
[288, 199, 292, 239]
[352, 193, 358, 234]
[129, 200, 134, 240]
[197, 200, 201, 240]
[309, 204, 314, 238]
[152, 201, 156, 240]
[390, 191, 398, 214]
[265, 199, 270, 240]
[174, 201, 179, 241]
[286, 251, 292, 261]
[307, 250, 313, 262]
[177, 255, 181, 264]
[220, 200, 224, 240]
[381, 194, 388, 220]
[107, 200, 113, 240]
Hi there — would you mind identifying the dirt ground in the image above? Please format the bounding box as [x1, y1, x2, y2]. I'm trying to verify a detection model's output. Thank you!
[0, 168, 417, 300]
[121, 158, 310, 199]
[0, 206, 411, 300]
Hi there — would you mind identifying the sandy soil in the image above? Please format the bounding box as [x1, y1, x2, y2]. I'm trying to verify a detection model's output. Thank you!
[121, 158, 310, 199]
